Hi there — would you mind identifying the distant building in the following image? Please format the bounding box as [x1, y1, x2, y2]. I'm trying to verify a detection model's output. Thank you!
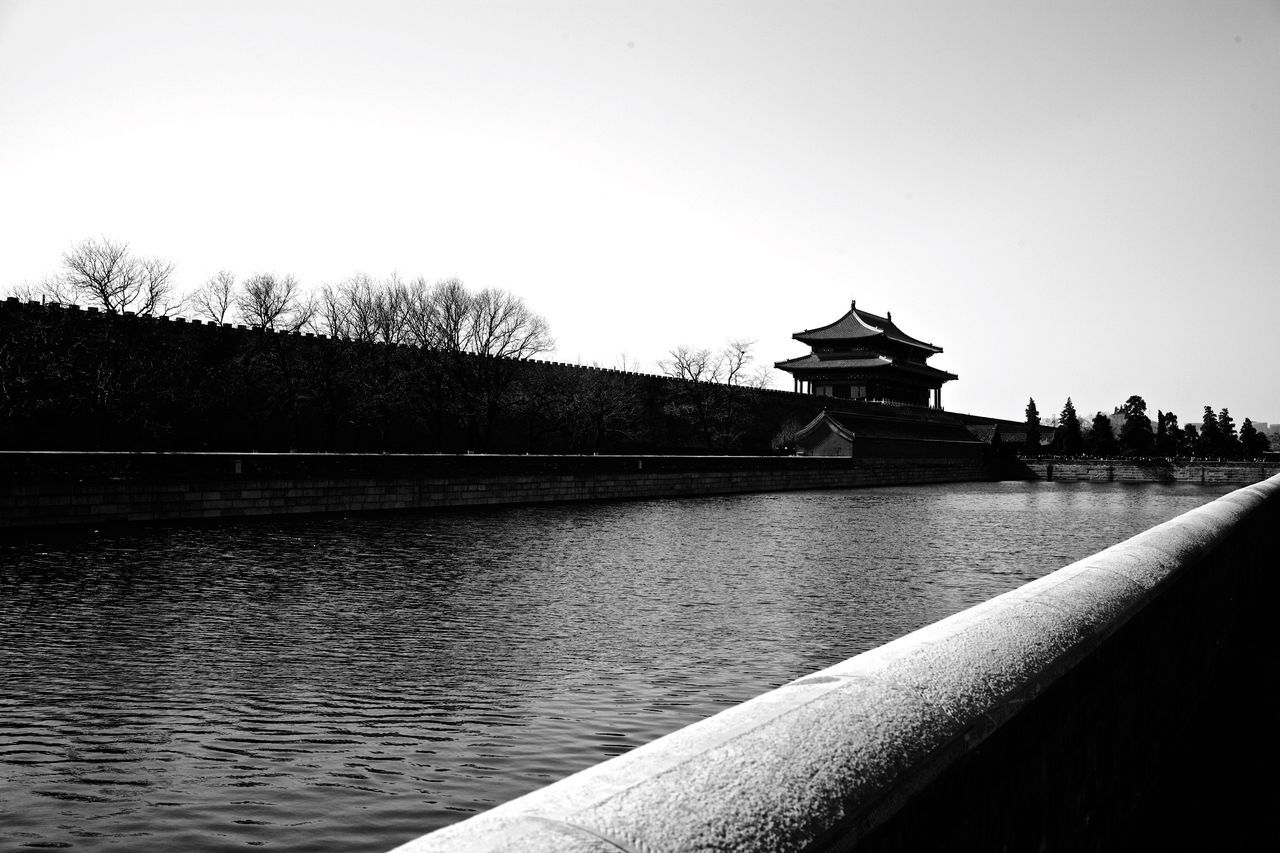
[792, 409, 989, 457]
[793, 411, 858, 456]
[775, 300, 957, 408]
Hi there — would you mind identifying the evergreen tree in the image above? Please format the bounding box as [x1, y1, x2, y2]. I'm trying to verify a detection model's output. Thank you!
[1159, 411, 1183, 456]
[1023, 398, 1041, 454]
[1118, 394, 1154, 455]
[1087, 411, 1118, 456]
[1153, 409, 1170, 456]
[1183, 423, 1199, 455]
[1198, 406, 1223, 458]
[1239, 418, 1265, 459]
[1218, 408, 1241, 459]
[1057, 397, 1083, 455]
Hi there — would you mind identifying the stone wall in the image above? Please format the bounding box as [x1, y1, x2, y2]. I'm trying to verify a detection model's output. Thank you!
[387, 475, 1280, 852]
[0, 451, 993, 531]
[1022, 458, 1279, 484]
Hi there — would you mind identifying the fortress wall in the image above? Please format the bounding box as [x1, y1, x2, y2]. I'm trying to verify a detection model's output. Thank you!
[0, 297, 999, 455]
[388, 473, 1280, 852]
[0, 452, 992, 530]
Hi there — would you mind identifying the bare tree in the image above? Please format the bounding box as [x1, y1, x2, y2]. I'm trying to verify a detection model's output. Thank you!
[467, 287, 555, 359]
[660, 339, 768, 388]
[371, 273, 412, 345]
[659, 339, 770, 450]
[58, 237, 181, 316]
[403, 276, 439, 348]
[316, 283, 353, 338]
[430, 278, 473, 352]
[235, 273, 314, 332]
[190, 271, 238, 325]
[5, 278, 64, 303]
[334, 273, 379, 341]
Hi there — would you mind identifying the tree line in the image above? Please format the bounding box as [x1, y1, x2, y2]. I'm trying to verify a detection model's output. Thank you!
[2, 237, 791, 453]
[1021, 396, 1272, 460]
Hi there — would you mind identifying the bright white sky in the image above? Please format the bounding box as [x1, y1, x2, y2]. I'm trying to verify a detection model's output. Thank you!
[2, 0, 1277, 426]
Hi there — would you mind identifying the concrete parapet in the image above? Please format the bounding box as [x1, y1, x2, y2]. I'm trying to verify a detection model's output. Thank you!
[388, 473, 1280, 852]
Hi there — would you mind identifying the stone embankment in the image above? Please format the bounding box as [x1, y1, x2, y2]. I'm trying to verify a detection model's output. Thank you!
[0, 452, 992, 531]
[1021, 458, 1278, 484]
[388, 473, 1280, 852]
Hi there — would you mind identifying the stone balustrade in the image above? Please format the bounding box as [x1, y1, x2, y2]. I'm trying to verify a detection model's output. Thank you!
[387, 473, 1279, 852]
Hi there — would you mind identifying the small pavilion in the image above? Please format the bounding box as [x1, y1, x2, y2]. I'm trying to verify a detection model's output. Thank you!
[774, 300, 957, 408]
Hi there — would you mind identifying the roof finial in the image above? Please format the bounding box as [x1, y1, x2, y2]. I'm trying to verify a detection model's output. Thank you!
[850, 299, 856, 310]
[887, 310, 892, 321]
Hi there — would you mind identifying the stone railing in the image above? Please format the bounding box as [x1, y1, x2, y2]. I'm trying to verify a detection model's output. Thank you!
[387, 473, 1279, 851]
[1021, 458, 1278, 484]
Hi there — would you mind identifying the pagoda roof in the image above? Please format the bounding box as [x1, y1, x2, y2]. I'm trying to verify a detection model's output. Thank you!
[794, 410, 858, 444]
[774, 354, 893, 371]
[773, 353, 957, 382]
[793, 301, 942, 353]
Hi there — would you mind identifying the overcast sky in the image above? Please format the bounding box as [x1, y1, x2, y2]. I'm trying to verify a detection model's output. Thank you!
[2, 0, 1277, 426]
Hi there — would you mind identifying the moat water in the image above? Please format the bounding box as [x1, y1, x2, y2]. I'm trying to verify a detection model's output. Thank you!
[0, 481, 1237, 853]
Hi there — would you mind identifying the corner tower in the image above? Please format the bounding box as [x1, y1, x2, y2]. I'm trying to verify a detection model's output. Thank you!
[774, 300, 957, 408]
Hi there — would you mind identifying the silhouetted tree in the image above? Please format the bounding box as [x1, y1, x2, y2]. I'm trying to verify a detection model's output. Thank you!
[1154, 410, 1182, 456]
[190, 271, 237, 324]
[1087, 411, 1118, 455]
[1239, 418, 1268, 459]
[660, 339, 770, 451]
[1218, 408, 1241, 459]
[1118, 394, 1154, 455]
[236, 273, 313, 332]
[1183, 423, 1199, 455]
[1023, 398, 1040, 454]
[1197, 406, 1223, 458]
[1055, 397, 1083, 455]
[47, 237, 181, 316]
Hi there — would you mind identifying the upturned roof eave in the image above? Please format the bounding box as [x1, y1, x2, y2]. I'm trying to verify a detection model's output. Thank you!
[793, 306, 943, 354]
[794, 410, 857, 444]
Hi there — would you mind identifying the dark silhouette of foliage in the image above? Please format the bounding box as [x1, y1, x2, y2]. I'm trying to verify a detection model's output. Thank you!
[1217, 408, 1241, 459]
[1154, 410, 1180, 456]
[1023, 398, 1040, 454]
[1118, 395, 1154, 455]
[1183, 423, 1200, 453]
[1198, 406, 1224, 458]
[1240, 418, 1268, 459]
[1055, 397, 1083, 455]
[1086, 411, 1118, 455]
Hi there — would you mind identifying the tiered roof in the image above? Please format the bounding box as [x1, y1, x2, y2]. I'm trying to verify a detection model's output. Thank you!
[792, 301, 942, 354]
[774, 353, 956, 381]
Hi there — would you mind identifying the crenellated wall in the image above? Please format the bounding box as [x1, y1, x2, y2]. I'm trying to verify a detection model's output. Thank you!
[0, 451, 993, 530]
[386, 474, 1280, 852]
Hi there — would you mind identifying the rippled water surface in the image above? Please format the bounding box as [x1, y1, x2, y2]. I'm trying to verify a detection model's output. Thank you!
[0, 481, 1237, 852]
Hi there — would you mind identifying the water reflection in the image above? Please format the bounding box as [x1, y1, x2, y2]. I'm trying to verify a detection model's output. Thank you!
[0, 481, 1235, 852]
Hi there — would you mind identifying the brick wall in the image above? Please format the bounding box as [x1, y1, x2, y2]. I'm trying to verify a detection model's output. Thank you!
[0, 452, 995, 530]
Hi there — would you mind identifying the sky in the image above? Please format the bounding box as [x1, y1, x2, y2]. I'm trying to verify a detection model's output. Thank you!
[1, 0, 1278, 426]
